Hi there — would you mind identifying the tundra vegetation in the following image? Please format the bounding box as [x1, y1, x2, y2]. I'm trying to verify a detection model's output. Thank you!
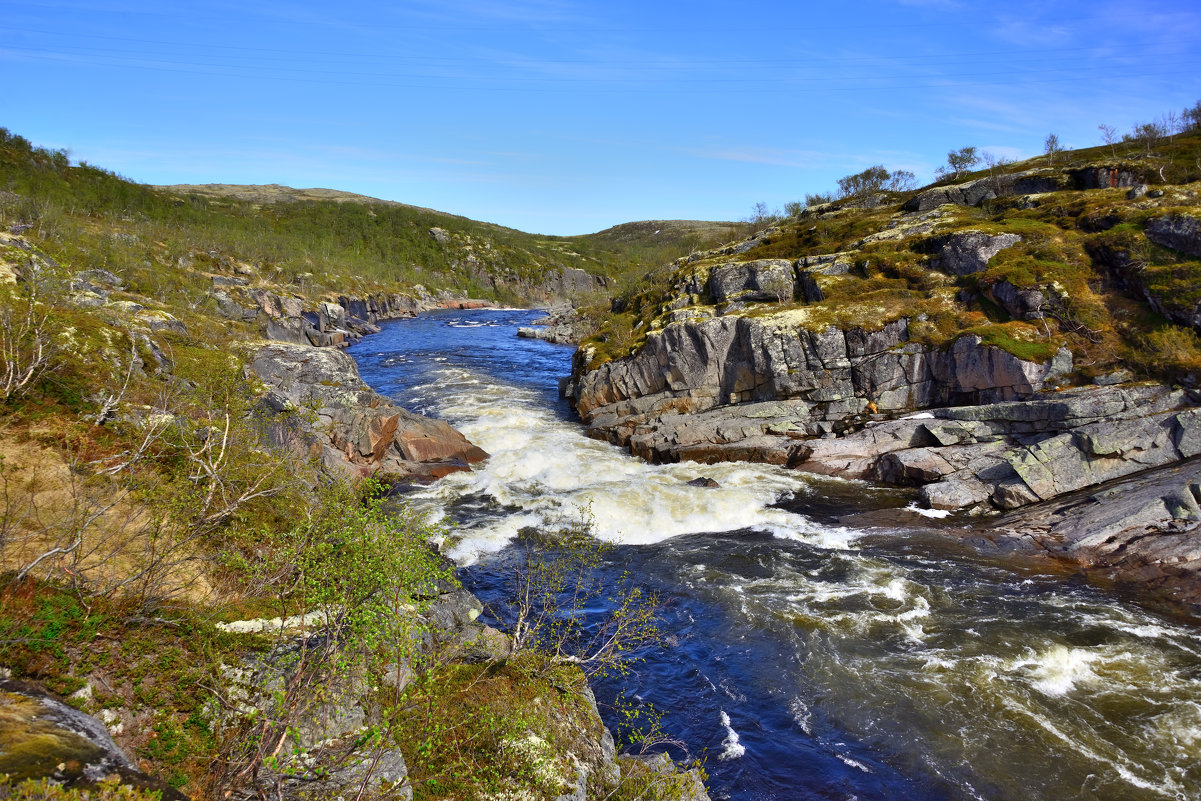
[0, 127, 703, 800]
[581, 101, 1201, 379]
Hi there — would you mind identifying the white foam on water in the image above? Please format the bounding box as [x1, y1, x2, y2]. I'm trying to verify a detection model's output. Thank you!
[717, 710, 746, 760]
[778, 562, 932, 640]
[906, 502, 951, 519]
[835, 752, 872, 773]
[788, 697, 813, 734]
[407, 366, 865, 562]
[1151, 702, 1201, 754]
[882, 578, 908, 601]
[1011, 644, 1101, 696]
[999, 695, 1180, 797]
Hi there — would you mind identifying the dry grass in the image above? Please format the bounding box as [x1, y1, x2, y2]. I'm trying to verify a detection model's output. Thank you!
[0, 435, 215, 606]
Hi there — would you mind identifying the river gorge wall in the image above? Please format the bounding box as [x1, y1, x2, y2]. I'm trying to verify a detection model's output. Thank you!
[560, 161, 1201, 614]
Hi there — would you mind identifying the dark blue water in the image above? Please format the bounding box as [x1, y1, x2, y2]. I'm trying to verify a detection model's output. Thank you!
[352, 308, 573, 419]
[349, 309, 1201, 801]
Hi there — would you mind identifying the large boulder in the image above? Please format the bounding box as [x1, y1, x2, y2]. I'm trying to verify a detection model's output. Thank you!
[706, 259, 796, 304]
[924, 231, 1022, 277]
[1145, 213, 1201, 258]
[249, 342, 487, 482]
[903, 176, 1000, 212]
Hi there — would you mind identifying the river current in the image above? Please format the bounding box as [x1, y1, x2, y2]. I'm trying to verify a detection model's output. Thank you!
[349, 308, 1201, 801]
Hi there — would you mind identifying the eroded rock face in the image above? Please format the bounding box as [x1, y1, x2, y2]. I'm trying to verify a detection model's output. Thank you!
[924, 231, 1022, 277]
[901, 166, 1139, 213]
[988, 280, 1049, 320]
[706, 259, 796, 304]
[1145, 213, 1201, 258]
[989, 457, 1201, 615]
[540, 266, 604, 299]
[568, 315, 1069, 443]
[249, 342, 487, 482]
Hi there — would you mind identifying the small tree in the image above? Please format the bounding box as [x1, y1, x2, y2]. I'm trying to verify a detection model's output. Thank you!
[1184, 100, 1201, 131]
[837, 165, 890, 197]
[886, 169, 917, 191]
[1099, 124, 1119, 157]
[499, 520, 662, 679]
[938, 146, 980, 180]
[0, 260, 61, 405]
[1129, 120, 1166, 156]
[745, 201, 780, 229]
[980, 151, 1012, 195]
[1044, 133, 1062, 165]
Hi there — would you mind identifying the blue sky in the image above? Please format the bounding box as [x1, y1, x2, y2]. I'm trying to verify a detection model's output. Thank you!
[2, 1, 1200, 235]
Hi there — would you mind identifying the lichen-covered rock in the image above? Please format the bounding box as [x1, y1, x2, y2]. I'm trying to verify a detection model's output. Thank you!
[0, 679, 186, 799]
[248, 342, 487, 482]
[1145, 213, 1201, 258]
[706, 259, 796, 304]
[924, 231, 1022, 277]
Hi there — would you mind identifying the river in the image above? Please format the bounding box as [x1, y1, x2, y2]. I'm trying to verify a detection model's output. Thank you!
[349, 308, 1201, 801]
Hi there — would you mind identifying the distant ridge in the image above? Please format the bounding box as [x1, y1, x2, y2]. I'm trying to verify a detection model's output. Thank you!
[157, 183, 452, 217]
[580, 218, 741, 247]
[158, 184, 738, 244]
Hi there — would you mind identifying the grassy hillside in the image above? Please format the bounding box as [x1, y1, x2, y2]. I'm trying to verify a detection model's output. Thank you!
[578, 124, 1201, 386]
[0, 128, 693, 800]
[0, 130, 734, 311]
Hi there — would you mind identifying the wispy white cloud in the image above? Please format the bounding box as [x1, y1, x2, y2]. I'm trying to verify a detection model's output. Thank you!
[951, 117, 1030, 135]
[691, 147, 827, 168]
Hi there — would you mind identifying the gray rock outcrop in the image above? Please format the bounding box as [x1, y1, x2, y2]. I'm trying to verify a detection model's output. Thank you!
[249, 342, 488, 482]
[568, 315, 1070, 450]
[539, 266, 605, 300]
[988, 457, 1201, 614]
[901, 166, 1141, 213]
[706, 259, 796, 304]
[518, 306, 591, 346]
[1145, 213, 1201, 258]
[924, 231, 1022, 276]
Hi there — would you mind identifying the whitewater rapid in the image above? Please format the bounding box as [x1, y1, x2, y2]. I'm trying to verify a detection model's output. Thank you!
[404, 362, 867, 562]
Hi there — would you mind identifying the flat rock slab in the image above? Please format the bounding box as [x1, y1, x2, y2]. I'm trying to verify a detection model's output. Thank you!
[987, 456, 1201, 616]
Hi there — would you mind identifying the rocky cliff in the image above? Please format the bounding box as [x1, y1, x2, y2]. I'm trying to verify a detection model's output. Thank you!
[566, 141, 1201, 609]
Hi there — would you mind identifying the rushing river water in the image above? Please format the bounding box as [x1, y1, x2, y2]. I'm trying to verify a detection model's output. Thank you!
[349, 308, 1201, 801]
